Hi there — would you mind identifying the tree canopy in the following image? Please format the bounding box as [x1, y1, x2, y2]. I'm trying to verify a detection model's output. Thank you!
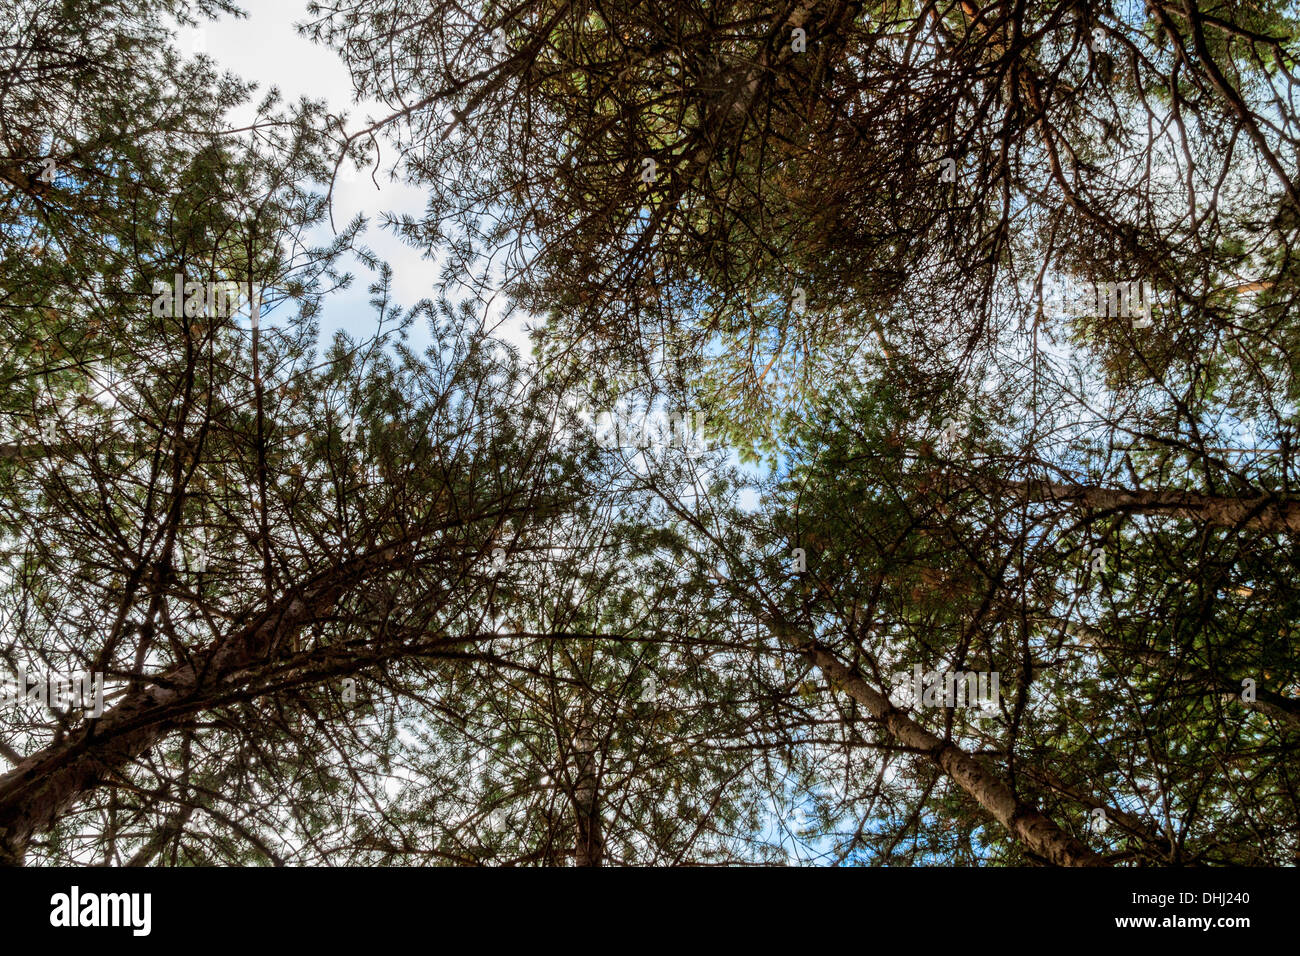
[0, 0, 1296, 866]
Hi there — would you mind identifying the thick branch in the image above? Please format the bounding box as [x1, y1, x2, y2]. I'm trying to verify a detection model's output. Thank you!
[0, 545, 402, 865]
[790, 633, 1105, 866]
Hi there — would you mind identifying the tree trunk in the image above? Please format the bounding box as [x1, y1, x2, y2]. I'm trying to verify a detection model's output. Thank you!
[994, 478, 1300, 534]
[0, 551, 387, 865]
[792, 634, 1105, 867]
[572, 713, 604, 867]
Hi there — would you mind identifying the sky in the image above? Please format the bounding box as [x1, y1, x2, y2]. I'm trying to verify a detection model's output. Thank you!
[176, 0, 529, 355]
[173, 1, 774, 511]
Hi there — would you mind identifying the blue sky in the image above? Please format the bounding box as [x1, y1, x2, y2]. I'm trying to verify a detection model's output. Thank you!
[178, 0, 532, 356]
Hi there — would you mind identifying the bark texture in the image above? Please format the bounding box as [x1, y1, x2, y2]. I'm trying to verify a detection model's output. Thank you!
[572, 713, 604, 867]
[1008, 479, 1300, 533]
[0, 550, 390, 865]
[794, 636, 1105, 867]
